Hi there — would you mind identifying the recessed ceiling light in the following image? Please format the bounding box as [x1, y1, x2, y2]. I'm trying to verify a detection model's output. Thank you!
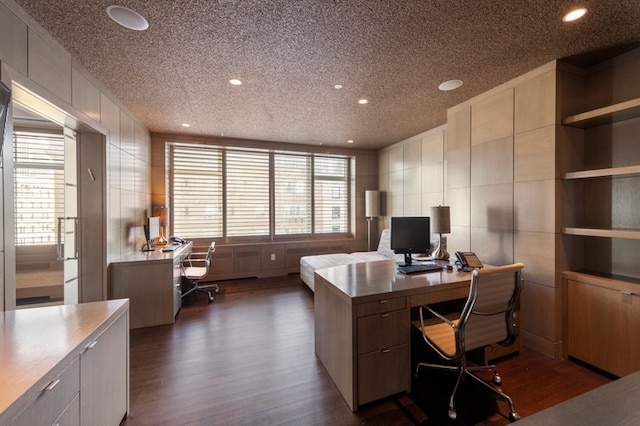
[358, 99, 369, 105]
[563, 8, 587, 22]
[181, 123, 191, 128]
[334, 84, 343, 89]
[347, 140, 354, 144]
[106, 5, 149, 31]
[229, 79, 242, 86]
[438, 79, 463, 91]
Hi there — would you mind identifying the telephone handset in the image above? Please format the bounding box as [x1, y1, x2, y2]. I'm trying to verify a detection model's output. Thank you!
[455, 251, 484, 269]
[170, 236, 188, 244]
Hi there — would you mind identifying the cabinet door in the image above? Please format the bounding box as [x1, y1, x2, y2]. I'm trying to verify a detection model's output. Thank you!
[568, 280, 640, 376]
[80, 311, 128, 425]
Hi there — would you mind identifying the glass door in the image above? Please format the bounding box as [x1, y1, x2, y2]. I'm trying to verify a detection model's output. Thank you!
[12, 101, 78, 307]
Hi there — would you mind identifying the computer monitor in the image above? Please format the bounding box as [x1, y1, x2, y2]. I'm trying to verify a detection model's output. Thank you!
[142, 216, 161, 251]
[390, 216, 431, 266]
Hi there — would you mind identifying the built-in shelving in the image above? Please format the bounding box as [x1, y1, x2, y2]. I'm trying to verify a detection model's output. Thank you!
[563, 165, 640, 180]
[563, 97, 640, 128]
[563, 227, 640, 240]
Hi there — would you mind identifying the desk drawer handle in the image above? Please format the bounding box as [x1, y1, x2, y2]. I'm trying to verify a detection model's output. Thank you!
[379, 299, 388, 304]
[381, 349, 391, 354]
[45, 379, 60, 392]
[380, 313, 389, 318]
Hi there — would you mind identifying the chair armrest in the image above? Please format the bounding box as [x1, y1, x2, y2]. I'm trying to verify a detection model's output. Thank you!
[420, 304, 457, 329]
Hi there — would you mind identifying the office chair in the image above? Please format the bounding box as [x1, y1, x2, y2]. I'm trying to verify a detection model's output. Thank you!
[181, 241, 219, 303]
[414, 262, 524, 421]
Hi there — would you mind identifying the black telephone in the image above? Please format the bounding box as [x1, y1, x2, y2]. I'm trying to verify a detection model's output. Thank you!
[170, 236, 188, 244]
[455, 251, 483, 269]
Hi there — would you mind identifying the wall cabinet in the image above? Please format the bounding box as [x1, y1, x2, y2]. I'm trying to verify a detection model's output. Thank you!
[561, 49, 640, 375]
[0, 300, 129, 425]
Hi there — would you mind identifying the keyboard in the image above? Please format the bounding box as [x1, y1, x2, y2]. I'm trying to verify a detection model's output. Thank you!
[397, 263, 443, 274]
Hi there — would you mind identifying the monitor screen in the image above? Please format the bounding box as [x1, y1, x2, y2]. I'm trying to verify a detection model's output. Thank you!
[390, 216, 430, 266]
[142, 216, 161, 251]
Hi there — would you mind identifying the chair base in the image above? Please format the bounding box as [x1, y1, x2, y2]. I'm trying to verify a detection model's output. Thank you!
[182, 281, 220, 303]
[415, 360, 520, 421]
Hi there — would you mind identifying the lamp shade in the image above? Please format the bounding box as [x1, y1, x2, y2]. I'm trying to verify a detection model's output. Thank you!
[365, 190, 380, 218]
[431, 206, 450, 234]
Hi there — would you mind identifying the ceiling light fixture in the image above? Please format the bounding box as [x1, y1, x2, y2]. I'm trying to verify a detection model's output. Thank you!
[106, 5, 149, 31]
[347, 140, 354, 144]
[358, 99, 369, 105]
[334, 84, 343, 89]
[181, 123, 191, 128]
[229, 79, 242, 86]
[438, 79, 463, 91]
[563, 8, 587, 22]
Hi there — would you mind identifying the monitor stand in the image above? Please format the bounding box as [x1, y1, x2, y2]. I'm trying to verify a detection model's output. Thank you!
[397, 253, 413, 267]
[142, 239, 155, 252]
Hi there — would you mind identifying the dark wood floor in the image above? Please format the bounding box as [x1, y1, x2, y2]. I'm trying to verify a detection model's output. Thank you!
[121, 274, 611, 426]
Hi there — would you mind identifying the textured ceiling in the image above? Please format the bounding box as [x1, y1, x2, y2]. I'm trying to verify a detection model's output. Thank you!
[13, 0, 640, 149]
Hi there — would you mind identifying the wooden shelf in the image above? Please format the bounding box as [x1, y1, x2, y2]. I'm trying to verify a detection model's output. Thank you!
[563, 165, 640, 179]
[563, 97, 640, 128]
[563, 227, 640, 240]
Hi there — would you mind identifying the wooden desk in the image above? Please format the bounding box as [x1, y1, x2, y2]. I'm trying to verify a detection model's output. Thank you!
[314, 260, 474, 411]
[109, 242, 192, 329]
[516, 370, 640, 425]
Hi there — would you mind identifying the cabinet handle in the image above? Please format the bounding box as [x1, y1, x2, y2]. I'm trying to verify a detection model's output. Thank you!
[86, 340, 98, 350]
[380, 313, 389, 318]
[379, 299, 388, 304]
[44, 379, 60, 392]
[381, 349, 390, 354]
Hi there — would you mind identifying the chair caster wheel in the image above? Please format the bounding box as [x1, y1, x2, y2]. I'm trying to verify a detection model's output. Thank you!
[509, 412, 521, 421]
[208, 296, 214, 303]
[493, 373, 502, 385]
[215, 288, 220, 294]
[448, 408, 457, 420]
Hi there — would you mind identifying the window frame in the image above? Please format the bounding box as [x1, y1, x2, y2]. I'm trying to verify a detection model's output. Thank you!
[166, 142, 353, 242]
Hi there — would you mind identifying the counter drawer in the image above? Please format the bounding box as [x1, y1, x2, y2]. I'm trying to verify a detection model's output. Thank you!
[357, 309, 409, 354]
[12, 356, 80, 426]
[356, 297, 405, 317]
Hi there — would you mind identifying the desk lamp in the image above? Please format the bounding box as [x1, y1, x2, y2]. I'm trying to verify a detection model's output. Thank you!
[365, 190, 380, 251]
[431, 205, 450, 260]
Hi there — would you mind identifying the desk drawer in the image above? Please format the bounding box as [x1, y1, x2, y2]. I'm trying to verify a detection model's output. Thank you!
[357, 310, 409, 354]
[356, 297, 405, 317]
[358, 344, 410, 405]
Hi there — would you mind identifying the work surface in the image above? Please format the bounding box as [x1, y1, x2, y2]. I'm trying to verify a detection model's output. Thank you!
[314, 259, 473, 305]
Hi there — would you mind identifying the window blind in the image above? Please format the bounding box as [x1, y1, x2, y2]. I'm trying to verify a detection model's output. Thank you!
[314, 156, 349, 234]
[14, 131, 65, 245]
[274, 153, 312, 235]
[226, 150, 270, 237]
[170, 144, 223, 239]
